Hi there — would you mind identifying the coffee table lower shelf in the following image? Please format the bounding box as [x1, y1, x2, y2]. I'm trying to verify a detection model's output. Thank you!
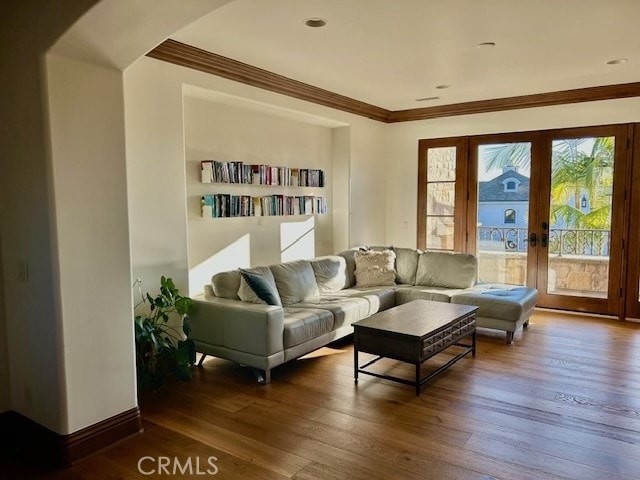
[354, 338, 475, 396]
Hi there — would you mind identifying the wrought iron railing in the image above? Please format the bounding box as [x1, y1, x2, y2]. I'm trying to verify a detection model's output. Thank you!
[477, 226, 610, 256]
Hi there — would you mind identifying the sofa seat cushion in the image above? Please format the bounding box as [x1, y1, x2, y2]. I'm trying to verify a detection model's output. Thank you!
[395, 286, 462, 304]
[323, 287, 396, 315]
[282, 307, 334, 349]
[295, 296, 370, 328]
[451, 285, 538, 322]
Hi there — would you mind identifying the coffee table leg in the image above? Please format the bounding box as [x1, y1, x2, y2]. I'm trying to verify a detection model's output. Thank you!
[354, 345, 359, 383]
[472, 329, 477, 357]
[415, 363, 420, 395]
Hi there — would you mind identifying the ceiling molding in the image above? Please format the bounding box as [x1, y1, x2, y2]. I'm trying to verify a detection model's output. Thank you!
[147, 39, 640, 124]
[387, 82, 640, 122]
[146, 39, 390, 122]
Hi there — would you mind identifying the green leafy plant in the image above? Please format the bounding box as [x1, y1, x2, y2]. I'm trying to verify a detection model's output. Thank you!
[134, 276, 196, 391]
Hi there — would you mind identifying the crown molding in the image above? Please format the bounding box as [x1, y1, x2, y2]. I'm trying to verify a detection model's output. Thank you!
[146, 40, 640, 124]
[387, 82, 640, 122]
[146, 39, 390, 122]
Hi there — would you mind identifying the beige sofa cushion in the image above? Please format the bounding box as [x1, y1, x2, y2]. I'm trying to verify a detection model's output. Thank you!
[354, 250, 396, 287]
[327, 287, 396, 315]
[337, 248, 361, 288]
[271, 260, 320, 306]
[395, 286, 463, 304]
[311, 256, 347, 293]
[394, 247, 420, 285]
[211, 270, 241, 300]
[295, 296, 370, 328]
[451, 284, 538, 322]
[415, 251, 477, 289]
[282, 307, 334, 348]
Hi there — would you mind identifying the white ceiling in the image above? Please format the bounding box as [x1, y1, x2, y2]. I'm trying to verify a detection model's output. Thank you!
[173, 0, 640, 111]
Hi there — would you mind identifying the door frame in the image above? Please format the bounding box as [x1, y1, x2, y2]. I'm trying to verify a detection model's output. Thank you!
[624, 125, 640, 319]
[418, 123, 636, 318]
[534, 124, 630, 315]
[468, 132, 542, 288]
[417, 137, 469, 252]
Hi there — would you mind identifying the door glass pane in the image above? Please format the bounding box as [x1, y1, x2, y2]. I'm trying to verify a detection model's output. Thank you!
[427, 182, 455, 215]
[427, 147, 456, 181]
[426, 216, 454, 250]
[425, 146, 456, 250]
[476, 143, 531, 285]
[547, 137, 614, 298]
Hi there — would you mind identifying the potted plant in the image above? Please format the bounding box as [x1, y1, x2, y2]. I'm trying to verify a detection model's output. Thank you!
[133, 276, 196, 391]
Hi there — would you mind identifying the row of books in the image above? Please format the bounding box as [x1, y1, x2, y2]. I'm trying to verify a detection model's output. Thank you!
[200, 161, 325, 187]
[201, 194, 328, 218]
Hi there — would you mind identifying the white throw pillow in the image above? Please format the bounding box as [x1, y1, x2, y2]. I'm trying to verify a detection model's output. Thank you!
[354, 250, 397, 287]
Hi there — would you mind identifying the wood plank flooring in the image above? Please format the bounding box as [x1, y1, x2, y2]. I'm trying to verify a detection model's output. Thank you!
[5, 310, 640, 479]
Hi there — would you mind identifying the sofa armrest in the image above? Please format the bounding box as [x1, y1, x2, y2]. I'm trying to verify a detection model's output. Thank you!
[190, 296, 284, 356]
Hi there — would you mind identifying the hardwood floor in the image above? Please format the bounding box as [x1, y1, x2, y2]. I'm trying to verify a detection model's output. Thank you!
[5, 310, 640, 479]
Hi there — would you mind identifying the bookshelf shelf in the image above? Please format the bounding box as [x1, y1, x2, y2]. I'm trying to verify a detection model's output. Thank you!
[200, 161, 327, 219]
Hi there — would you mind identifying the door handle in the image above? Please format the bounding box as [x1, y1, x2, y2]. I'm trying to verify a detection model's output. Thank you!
[528, 232, 537, 247]
[541, 232, 548, 248]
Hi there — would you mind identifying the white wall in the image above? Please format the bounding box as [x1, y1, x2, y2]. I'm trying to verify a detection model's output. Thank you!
[125, 57, 387, 297]
[332, 126, 351, 252]
[124, 57, 190, 294]
[386, 98, 640, 249]
[184, 97, 335, 294]
[46, 54, 137, 433]
[0, 0, 100, 431]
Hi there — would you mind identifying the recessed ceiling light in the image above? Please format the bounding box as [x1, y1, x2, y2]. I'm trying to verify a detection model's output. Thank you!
[477, 42, 496, 48]
[415, 96, 440, 102]
[606, 58, 628, 65]
[435, 84, 451, 90]
[304, 17, 327, 28]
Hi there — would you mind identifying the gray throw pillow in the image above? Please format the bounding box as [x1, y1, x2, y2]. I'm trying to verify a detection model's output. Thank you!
[238, 267, 282, 306]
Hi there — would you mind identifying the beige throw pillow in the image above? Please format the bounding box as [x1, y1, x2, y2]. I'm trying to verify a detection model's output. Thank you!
[354, 250, 396, 287]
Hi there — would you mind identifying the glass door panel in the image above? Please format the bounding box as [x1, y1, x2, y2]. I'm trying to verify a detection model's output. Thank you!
[424, 146, 457, 250]
[476, 142, 532, 285]
[546, 136, 614, 298]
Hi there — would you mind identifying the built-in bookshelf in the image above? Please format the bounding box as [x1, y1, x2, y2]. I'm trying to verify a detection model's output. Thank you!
[200, 161, 327, 218]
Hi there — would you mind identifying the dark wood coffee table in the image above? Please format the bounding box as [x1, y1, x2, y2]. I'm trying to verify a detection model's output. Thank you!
[353, 299, 478, 395]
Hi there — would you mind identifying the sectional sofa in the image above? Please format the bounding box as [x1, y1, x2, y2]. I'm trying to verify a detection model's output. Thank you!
[190, 247, 537, 383]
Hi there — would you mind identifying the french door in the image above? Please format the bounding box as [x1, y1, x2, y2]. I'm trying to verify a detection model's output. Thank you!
[419, 124, 638, 318]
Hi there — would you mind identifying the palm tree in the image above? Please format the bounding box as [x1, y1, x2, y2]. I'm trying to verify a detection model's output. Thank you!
[548, 137, 613, 229]
[480, 138, 614, 230]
